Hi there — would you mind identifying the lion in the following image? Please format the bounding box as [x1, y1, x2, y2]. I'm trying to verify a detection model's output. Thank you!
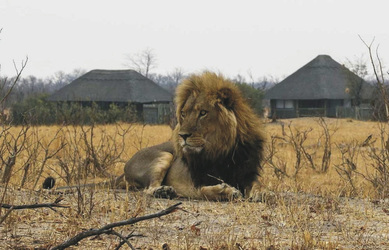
[124, 72, 265, 201]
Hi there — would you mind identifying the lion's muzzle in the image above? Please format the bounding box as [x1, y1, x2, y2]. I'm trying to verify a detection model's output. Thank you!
[178, 131, 205, 154]
[178, 132, 192, 141]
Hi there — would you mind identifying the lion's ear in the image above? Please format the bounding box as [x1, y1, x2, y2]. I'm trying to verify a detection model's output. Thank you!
[217, 87, 235, 109]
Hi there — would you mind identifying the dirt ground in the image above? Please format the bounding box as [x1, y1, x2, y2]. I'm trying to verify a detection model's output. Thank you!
[1, 186, 389, 249]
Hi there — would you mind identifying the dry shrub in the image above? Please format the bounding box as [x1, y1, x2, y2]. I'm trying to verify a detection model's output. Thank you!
[263, 118, 389, 199]
[55, 123, 133, 185]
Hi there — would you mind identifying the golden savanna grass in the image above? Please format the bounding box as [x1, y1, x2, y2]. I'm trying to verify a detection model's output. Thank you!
[2, 124, 172, 188]
[263, 118, 383, 198]
[1, 119, 389, 249]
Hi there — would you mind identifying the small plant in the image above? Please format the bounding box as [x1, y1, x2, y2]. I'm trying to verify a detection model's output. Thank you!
[334, 140, 360, 196]
[56, 122, 133, 184]
[264, 135, 289, 179]
[359, 124, 389, 198]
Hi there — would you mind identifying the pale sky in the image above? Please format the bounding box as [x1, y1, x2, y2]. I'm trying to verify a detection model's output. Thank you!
[1, 0, 388, 81]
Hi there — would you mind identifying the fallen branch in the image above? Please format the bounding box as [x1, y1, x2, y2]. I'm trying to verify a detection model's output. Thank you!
[108, 230, 135, 250]
[0, 206, 13, 225]
[113, 230, 145, 250]
[0, 197, 69, 210]
[51, 202, 182, 250]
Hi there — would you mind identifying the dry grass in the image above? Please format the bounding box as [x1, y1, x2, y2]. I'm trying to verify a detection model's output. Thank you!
[263, 118, 387, 198]
[1, 119, 389, 249]
[2, 123, 172, 188]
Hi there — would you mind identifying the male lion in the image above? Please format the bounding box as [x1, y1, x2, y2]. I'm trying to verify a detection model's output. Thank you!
[124, 72, 265, 201]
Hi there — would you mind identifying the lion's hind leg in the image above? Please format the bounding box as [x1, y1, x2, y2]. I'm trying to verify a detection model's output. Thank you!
[143, 152, 177, 199]
[125, 143, 177, 199]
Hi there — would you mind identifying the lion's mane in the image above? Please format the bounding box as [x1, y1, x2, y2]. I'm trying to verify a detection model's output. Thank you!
[172, 72, 265, 194]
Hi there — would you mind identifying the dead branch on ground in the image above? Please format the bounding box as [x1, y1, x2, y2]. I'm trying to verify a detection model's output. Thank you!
[112, 230, 145, 250]
[51, 202, 182, 250]
[0, 206, 13, 225]
[0, 196, 69, 210]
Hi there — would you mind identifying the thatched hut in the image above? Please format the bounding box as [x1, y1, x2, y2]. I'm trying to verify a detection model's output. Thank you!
[49, 69, 173, 123]
[265, 55, 373, 119]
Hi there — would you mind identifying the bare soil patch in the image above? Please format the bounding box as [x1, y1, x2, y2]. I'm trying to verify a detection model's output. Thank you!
[1, 187, 389, 249]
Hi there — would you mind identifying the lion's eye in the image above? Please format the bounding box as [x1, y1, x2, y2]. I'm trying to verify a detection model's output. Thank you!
[199, 110, 208, 117]
[181, 111, 186, 118]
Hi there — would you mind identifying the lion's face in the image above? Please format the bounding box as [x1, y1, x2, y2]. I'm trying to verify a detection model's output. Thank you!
[174, 74, 240, 159]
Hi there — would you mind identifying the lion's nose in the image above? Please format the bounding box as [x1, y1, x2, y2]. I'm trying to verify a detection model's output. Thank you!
[179, 132, 192, 141]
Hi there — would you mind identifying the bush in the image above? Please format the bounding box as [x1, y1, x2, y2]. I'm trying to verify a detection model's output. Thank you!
[10, 94, 137, 125]
[11, 94, 56, 125]
[235, 83, 264, 115]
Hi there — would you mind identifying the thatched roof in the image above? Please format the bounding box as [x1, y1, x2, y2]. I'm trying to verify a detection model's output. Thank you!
[265, 55, 373, 100]
[49, 69, 172, 103]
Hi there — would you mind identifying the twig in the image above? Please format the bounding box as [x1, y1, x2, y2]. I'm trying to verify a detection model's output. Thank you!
[0, 206, 13, 224]
[0, 56, 28, 106]
[108, 230, 135, 250]
[51, 202, 182, 250]
[0, 197, 69, 210]
[207, 174, 225, 184]
[114, 230, 145, 250]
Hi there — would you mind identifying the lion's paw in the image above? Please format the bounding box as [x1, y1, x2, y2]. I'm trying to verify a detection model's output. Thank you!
[220, 183, 243, 201]
[230, 188, 243, 200]
[153, 186, 178, 199]
[200, 183, 242, 201]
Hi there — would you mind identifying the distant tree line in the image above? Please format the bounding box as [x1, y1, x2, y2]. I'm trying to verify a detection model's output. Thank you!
[4, 69, 273, 125]
[1, 69, 85, 109]
[4, 66, 275, 125]
[2, 45, 277, 125]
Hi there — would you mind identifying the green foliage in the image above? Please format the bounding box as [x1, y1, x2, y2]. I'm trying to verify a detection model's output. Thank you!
[11, 94, 56, 125]
[10, 94, 136, 125]
[235, 82, 264, 115]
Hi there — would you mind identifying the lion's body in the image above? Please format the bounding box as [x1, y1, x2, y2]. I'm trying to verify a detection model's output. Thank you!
[124, 72, 265, 201]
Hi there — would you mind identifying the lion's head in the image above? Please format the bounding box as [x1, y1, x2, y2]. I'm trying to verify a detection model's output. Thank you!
[173, 72, 264, 161]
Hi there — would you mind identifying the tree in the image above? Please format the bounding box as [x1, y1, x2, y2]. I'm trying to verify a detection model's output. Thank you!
[149, 68, 186, 93]
[234, 81, 264, 115]
[344, 55, 368, 106]
[169, 67, 185, 86]
[124, 48, 157, 78]
[359, 36, 389, 120]
[46, 69, 85, 91]
[0, 28, 28, 119]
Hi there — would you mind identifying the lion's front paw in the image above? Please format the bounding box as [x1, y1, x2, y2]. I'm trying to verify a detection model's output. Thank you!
[153, 186, 178, 199]
[230, 188, 243, 200]
[220, 183, 243, 200]
[201, 183, 243, 201]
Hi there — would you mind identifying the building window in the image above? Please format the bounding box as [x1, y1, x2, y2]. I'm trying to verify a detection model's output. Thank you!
[276, 100, 284, 109]
[276, 100, 294, 109]
[285, 100, 294, 109]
